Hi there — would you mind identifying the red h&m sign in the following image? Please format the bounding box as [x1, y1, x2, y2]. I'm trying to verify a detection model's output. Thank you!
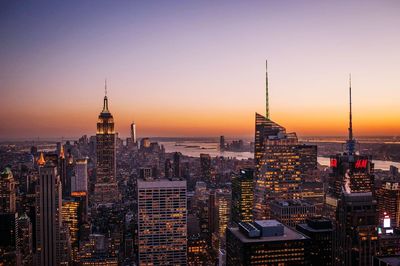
[355, 159, 368, 169]
[330, 158, 337, 167]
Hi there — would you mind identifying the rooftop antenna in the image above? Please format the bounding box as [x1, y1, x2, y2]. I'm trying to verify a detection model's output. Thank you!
[266, 59, 270, 119]
[103, 79, 109, 112]
[105, 78, 107, 97]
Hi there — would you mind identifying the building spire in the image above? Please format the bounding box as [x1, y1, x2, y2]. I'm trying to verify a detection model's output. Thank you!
[346, 73, 355, 154]
[349, 74, 353, 141]
[103, 79, 109, 112]
[266, 59, 270, 119]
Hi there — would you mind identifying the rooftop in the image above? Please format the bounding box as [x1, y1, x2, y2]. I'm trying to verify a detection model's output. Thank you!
[229, 221, 308, 243]
[137, 177, 186, 189]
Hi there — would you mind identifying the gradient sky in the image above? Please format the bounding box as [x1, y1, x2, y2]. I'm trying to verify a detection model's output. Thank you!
[1, 1, 399, 140]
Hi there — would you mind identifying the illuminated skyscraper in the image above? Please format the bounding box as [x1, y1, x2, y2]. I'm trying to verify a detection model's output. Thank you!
[214, 189, 231, 250]
[377, 180, 400, 228]
[94, 82, 118, 204]
[62, 192, 87, 262]
[136, 178, 187, 265]
[35, 161, 63, 266]
[253, 61, 317, 219]
[329, 76, 374, 197]
[231, 168, 254, 225]
[0, 167, 16, 213]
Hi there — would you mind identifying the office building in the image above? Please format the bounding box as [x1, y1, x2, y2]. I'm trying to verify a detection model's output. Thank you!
[296, 217, 333, 265]
[72, 158, 88, 193]
[174, 152, 181, 178]
[35, 161, 63, 266]
[200, 153, 212, 184]
[254, 61, 317, 220]
[214, 189, 231, 250]
[377, 180, 400, 228]
[16, 213, 33, 266]
[335, 192, 378, 266]
[137, 178, 187, 265]
[165, 158, 173, 178]
[219, 136, 225, 151]
[226, 220, 309, 265]
[0, 167, 16, 213]
[130, 121, 137, 144]
[270, 199, 317, 228]
[94, 83, 119, 204]
[329, 77, 374, 197]
[231, 168, 254, 225]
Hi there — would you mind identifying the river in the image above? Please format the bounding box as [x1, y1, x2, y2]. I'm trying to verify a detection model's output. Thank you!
[159, 141, 400, 171]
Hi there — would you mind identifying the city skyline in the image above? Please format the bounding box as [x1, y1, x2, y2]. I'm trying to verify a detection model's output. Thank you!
[1, 1, 400, 139]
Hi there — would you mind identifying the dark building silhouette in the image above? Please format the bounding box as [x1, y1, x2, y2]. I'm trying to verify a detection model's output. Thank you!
[335, 192, 378, 266]
[231, 168, 254, 225]
[296, 217, 333, 266]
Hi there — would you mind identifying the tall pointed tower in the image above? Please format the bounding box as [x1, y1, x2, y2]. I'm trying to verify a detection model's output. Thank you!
[253, 61, 317, 219]
[329, 75, 375, 198]
[94, 81, 119, 204]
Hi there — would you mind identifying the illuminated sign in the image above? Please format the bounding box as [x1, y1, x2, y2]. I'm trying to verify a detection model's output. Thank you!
[355, 159, 368, 169]
[383, 215, 391, 228]
[71, 191, 87, 197]
[330, 158, 337, 167]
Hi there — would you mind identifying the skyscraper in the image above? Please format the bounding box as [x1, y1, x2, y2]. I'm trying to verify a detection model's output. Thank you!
[329, 76, 374, 197]
[335, 192, 378, 265]
[130, 121, 137, 144]
[200, 153, 212, 184]
[377, 180, 400, 228]
[72, 158, 88, 193]
[136, 177, 187, 265]
[253, 61, 317, 219]
[35, 161, 63, 266]
[214, 189, 231, 250]
[173, 152, 181, 178]
[296, 217, 333, 266]
[94, 82, 118, 204]
[226, 220, 310, 265]
[0, 167, 16, 213]
[231, 168, 254, 225]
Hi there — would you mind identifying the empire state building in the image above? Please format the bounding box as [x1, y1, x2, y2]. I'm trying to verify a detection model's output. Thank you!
[94, 84, 119, 204]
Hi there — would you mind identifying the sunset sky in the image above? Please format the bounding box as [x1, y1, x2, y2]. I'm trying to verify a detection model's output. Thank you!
[1, 1, 399, 140]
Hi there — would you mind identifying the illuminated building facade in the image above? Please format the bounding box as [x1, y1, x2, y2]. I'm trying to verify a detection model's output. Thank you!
[226, 220, 309, 265]
[253, 62, 317, 220]
[330, 154, 375, 197]
[231, 168, 254, 225]
[94, 85, 118, 204]
[296, 217, 333, 266]
[335, 192, 378, 266]
[62, 192, 88, 262]
[0, 167, 16, 213]
[214, 189, 231, 250]
[137, 178, 187, 265]
[270, 199, 317, 228]
[377, 180, 400, 228]
[35, 162, 62, 266]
